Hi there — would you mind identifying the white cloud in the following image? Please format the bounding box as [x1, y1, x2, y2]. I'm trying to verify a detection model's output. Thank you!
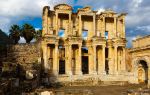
[0, 0, 150, 47]
[96, 8, 105, 14]
[0, 0, 69, 33]
[18, 37, 26, 43]
[126, 36, 137, 48]
[136, 25, 150, 33]
[35, 28, 41, 31]
[130, 0, 143, 9]
[0, 0, 66, 17]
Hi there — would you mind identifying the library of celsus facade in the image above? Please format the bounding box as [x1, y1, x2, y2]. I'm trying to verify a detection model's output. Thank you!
[41, 4, 127, 83]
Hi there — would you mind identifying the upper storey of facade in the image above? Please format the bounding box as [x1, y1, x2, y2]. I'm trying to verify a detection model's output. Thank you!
[42, 4, 127, 40]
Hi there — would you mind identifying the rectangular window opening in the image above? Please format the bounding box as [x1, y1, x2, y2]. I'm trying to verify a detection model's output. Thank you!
[82, 30, 88, 40]
[105, 31, 108, 39]
[58, 29, 65, 37]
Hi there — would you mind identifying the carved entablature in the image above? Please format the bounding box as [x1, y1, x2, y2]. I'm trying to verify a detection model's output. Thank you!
[77, 6, 96, 14]
[98, 9, 117, 18]
[112, 38, 126, 46]
[92, 37, 106, 45]
[54, 4, 72, 10]
[44, 36, 59, 44]
[118, 13, 127, 21]
[65, 37, 82, 45]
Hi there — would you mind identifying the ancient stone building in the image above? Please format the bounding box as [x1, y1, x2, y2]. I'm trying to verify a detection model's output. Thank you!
[129, 35, 150, 85]
[41, 4, 127, 83]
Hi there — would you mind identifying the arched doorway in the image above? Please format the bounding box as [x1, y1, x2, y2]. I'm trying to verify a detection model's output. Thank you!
[137, 60, 148, 84]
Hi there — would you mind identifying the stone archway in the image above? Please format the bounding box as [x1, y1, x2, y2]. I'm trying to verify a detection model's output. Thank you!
[137, 60, 148, 84]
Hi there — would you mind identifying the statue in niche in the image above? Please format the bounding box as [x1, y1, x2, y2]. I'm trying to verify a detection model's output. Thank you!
[138, 66, 145, 83]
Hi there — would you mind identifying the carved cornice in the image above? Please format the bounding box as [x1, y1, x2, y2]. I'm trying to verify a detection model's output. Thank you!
[129, 45, 150, 53]
[112, 38, 126, 47]
[54, 4, 72, 10]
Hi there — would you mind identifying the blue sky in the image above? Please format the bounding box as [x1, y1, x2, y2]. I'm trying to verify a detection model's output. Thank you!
[0, 0, 150, 47]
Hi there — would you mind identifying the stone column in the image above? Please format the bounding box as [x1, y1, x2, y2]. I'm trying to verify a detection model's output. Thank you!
[75, 44, 82, 75]
[88, 46, 93, 75]
[47, 46, 50, 60]
[69, 13, 72, 35]
[148, 68, 150, 88]
[98, 45, 106, 75]
[93, 45, 97, 74]
[121, 47, 126, 72]
[102, 17, 105, 37]
[43, 43, 49, 73]
[108, 46, 114, 74]
[65, 45, 72, 75]
[53, 44, 58, 75]
[102, 45, 106, 74]
[114, 17, 117, 38]
[93, 15, 96, 36]
[55, 12, 58, 36]
[122, 18, 125, 38]
[42, 8, 48, 36]
[79, 15, 82, 36]
[114, 46, 118, 74]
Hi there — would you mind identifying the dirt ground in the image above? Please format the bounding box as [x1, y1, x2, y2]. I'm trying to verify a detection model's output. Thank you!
[55, 84, 148, 95]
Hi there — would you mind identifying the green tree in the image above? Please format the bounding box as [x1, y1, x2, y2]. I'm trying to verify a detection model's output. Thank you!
[22, 24, 35, 43]
[9, 25, 21, 44]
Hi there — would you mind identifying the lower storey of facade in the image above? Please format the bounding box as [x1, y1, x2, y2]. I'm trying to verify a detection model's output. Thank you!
[41, 39, 129, 85]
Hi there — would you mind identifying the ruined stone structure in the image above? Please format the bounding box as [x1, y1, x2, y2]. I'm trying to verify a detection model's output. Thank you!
[42, 4, 127, 83]
[129, 35, 150, 85]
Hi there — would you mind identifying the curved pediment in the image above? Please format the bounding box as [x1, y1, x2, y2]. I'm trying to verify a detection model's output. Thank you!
[54, 4, 72, 10]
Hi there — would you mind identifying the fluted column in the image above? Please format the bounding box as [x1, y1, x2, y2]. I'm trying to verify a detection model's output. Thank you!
[114, 46, 118, 74]
[98, 45, 106, 75]
[79, 15, 82, 36]
[93, 15, 96, 36]
[102, 17, 105, 37]
[93, 45, 97, 74]
[65, 45, 72, 75]
[43, 43, 49, 73]
[102, 45, 106, 74]
[108, 46, 114, 74]
[121, 47, 126, 72]
[53, 44, 58, 75]
[114, 17, 117, 38]
[122, 19, 125, 38]
[88, 46, 93, 74]
[75, 44, 82, 75]
[69, 13, 72, 36]
[55, 12, 58, 36]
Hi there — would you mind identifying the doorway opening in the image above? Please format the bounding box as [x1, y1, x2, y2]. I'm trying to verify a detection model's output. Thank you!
[82, 47, 89, 74]
[105, 48, 109, 74]
[59, 60, 65, 74]
[138, 60, 148, 84]
[58, 45, 65, 74]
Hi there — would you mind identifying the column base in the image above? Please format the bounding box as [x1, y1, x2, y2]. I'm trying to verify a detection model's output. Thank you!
[75, 71, 82, 75]
[98, 71, 106, 75]
[148, 80, 150, 88]
[109, 70, 115, 75]
[53, 70, 58, 76]
[66, 71, 72, 76]
[89, 71, 97, 75]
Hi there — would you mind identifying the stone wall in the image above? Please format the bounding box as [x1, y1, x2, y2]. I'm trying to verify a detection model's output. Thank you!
[6, 42, 41, 64]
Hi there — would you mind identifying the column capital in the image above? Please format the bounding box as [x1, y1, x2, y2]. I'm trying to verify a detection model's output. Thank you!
[114, 45, 118, 49]
[55, 44, 58, 46]
[78, 44, 82, 47]
[103, 45, 106, 48]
